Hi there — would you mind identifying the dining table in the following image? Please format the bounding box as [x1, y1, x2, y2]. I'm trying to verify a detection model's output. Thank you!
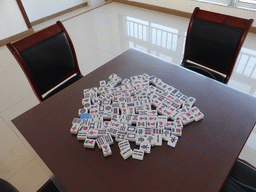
[12, 48, 256, 192]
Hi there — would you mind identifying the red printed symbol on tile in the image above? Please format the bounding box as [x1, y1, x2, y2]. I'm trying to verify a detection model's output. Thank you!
[72, 125, 77, 131]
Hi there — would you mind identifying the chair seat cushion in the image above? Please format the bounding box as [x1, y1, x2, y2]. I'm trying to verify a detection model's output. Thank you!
[181, 62, 226, 83]
[44, 74, 83, 100]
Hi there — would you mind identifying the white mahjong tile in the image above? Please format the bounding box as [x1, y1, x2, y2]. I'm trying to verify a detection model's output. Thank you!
[194, 111, 204, 121]
[115, 133, 127, 142]
[142, 73, 150, 79]
[140, 142, 151, 154]
[184, 112, 195, 123]
[87, 129, 98, 139]
[165, 121, 176, 129]
[133, 149, 144, 160]
[136, 128, 145, 136]
[147, 135, 155, 147]
[78, 108, 88, 116]
[88, 122, 96, 129]
[102, 144, 112, 157]
[104, 105, 112, 113]
[100, 80, 106, 87]
[81, 119, 89, 126]
[148, 110, 158, 116]
[144, 128, 152, 136]
[72, 118, 82, 125]
[127, 133, 137, 142]
[174, 120, 183, 129]
[179, 114, 191, 125]
[96, 137, 107, 149]
[121, 108, 128, 115]
[90, 109, 98, 115]
[108, 128, 118, 137]
[152, 128, 163, 135]
[183, 102, 194, 109]
[127, 107, 135, 115]
[102, 99, 111, 106]
[104, 134, 114, 145]
[189, 106, 200, 115]
[171, 128, 182, 137]
[169, 110, 180, 120]
[70, 123, 80, 134]
[136, 121, 147, 128]
[146, 121, 156, 129]
[118, 140, 130, 151]
[162, 130, 171, 141]
[79, 125, 89, 133]
[148, 116, 158, 122]
[167, 135, 179, 148]
[177, 108, 190, 115]
[77, 131, 88, 140]
[120, 147, 133, 160]
[127, 126, 137, 133]
[186, 97, 196, 105]
[136, 136, 147, 145]
[84, 139, 96, 149]
[97, 129, 107, 137]
[111, 122, 121, 129]
[98, 87, 106, 94]
[154, 134, 162, 146]
[109, 73, 118, 80]
[139, 110, 148, 116]
[103, 121, 111, 129]
[99, 105, 105, 113]
[157, 121, 165, 129]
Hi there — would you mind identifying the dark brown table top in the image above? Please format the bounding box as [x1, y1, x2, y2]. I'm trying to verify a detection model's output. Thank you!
[12, 49, 256, 192]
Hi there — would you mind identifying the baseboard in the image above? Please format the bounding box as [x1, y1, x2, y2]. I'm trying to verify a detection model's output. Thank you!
[31, 2, 88, 26]
[0, 28, 34, 47]
[112, 0, 256, 34]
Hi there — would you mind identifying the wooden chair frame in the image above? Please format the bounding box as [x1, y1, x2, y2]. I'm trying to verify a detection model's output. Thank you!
[182, 7, 253, 84]
[7, 21, 82, 102]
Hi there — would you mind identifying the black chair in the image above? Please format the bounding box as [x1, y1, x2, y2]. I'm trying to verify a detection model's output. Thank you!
[222, 159, 256, 192]
[0, 179, 18, 192]
[181, 7, 253, 84]
[7, 21, 83, 102]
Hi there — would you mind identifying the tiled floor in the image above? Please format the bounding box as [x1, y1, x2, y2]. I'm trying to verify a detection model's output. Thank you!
[1, 1, 256, 191]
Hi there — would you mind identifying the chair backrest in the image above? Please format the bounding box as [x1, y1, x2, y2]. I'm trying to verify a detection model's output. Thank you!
[7, 21, 81, 102]
[182, 7, 253, 83]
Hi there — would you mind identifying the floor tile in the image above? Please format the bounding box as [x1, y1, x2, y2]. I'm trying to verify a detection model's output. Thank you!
[0, 94, 39, 123]
[0, 117, 34, 180]
[0, 68, 33, 113]
[7, 160, 50, 192]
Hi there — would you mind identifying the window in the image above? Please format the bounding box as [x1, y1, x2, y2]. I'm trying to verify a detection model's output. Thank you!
[195, 0, 256, 10]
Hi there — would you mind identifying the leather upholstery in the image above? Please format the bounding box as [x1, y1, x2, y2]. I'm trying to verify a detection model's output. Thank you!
[181, 62, 226, 82]
[43, 74, 83, 100]
[19, 32, 77, 95]
[222, 159, 256, 192]
[186, 18, 244, 73]
[0, 179, 18, 192]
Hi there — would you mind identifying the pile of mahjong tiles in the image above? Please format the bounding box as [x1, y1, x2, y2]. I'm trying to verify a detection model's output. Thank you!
[70, 73, 204, 160]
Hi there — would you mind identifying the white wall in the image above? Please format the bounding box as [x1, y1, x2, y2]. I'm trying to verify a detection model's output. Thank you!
[0, 0, 28, 40]
[129, 0, 256, 27]
[22, 0, 87, 22]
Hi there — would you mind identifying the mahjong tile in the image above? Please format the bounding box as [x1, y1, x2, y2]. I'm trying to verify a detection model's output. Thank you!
[174, 120, 183, 129]
[108, 128, 118, 137]
[171, 128, 182, 137]
[166, 121, 176, 129]
[157, 121, 165, 129]
[167, 135, 179, 148]
[140, 142, 151, 154]
[136, 136, 147, 145]
[70, 123, 80, 134]
[162, 130, 171, 141]
[137, 121, 147, 128]
[137, 128, 145, 136]
[152, 128, 163, 135]
[102, 144, 112, 157]
[154, 134, 162, 146]
[84, 139, 96, 149]
[96, 137, 107, 149]
[118, 140, 130, 151]
[77, 131, 87, 140]
[127, 126, 137, 133]
[120, 147, 132, 160]
[87, 129, 98, 138]
[194, 111, 204, 121]
[104, 134, 114, 145]
[132, 149, 144, 160]
[148, 110, 158, 116]
[127, 133, 137, 142]
[97, 129, 107, 137]
[147, 135, 155, 147]
[115, 133, 127, 142]
[144, 128, 152, 136]
[100, 80, 106, 87]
